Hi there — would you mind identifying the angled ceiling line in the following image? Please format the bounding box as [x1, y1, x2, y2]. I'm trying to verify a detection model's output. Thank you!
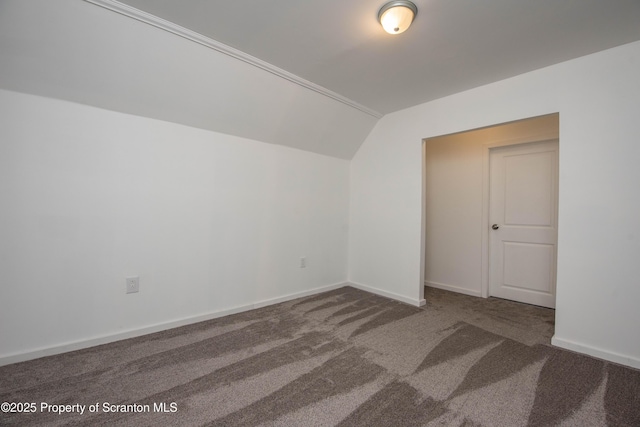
[83, 0, 384, 119]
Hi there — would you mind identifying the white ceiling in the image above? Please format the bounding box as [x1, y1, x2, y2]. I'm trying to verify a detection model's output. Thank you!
[112, 0, 640, 115]
[2, 0, 640, 159]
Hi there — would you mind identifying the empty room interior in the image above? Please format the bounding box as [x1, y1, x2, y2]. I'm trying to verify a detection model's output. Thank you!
[1, 0, 640, 425]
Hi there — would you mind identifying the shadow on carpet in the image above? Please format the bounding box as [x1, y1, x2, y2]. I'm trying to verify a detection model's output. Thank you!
[1, 286, 639, 426]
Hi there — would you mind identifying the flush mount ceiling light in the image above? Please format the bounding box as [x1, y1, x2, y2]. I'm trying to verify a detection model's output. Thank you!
[378, 1, 418, 35]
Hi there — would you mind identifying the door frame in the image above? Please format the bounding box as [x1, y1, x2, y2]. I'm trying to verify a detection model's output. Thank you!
[480, 133, 560, 298]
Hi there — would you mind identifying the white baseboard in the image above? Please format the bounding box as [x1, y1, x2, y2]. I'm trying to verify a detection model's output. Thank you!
[425, 280, 483, 298]
[252, 282, 347, 309]
[551, 335, 640, 370]
[0, 281, 349, 367]
[348, 281, 426, 307]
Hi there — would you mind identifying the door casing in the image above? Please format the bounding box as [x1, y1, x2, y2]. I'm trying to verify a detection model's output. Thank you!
[480, 132, 560, 299]
[488, 140, 559, 307]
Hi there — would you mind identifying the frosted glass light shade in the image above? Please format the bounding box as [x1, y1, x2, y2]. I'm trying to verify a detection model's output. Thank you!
[378, 1, 417, 34]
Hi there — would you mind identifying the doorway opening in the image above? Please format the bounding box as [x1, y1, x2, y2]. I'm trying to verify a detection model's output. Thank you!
[421, 114, 559, 312]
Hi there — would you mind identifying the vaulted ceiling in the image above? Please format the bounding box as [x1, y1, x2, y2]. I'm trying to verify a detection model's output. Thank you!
[2, 0, 640, 159]
[107, 0, 640, 115]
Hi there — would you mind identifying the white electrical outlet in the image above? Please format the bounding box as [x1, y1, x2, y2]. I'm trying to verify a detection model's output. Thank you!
[300, 257, 306, 268]
[126, 276, 139, 294]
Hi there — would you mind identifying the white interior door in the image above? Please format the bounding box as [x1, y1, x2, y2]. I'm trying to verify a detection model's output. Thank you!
[489, 140, 558, 308]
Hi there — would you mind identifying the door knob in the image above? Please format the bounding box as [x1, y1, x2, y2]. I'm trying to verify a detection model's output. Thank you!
[492, 224, 499, 230]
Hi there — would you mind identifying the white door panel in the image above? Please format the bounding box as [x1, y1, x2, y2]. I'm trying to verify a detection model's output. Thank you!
[489, 140, 558, 308]
[503, 242, 554, 292]
[504, 151, 555, 226]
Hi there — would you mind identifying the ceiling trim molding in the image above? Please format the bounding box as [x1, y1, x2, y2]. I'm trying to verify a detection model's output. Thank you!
[83, 0, 383, 119]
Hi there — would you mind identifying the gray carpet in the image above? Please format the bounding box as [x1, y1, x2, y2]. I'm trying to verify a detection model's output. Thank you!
[1, 286, 639, 426]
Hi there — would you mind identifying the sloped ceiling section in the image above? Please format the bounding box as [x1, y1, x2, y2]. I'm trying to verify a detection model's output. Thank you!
[0, 0, 378, 159]
[114, 0, 640, 115]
